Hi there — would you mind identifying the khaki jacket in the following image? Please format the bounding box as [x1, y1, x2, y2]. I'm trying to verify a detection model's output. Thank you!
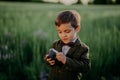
[47, 38, 90, 80]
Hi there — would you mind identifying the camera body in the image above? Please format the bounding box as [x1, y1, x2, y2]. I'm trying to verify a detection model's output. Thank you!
[48, 48, 58, 59]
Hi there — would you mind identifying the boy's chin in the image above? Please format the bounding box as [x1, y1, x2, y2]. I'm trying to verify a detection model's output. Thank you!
[62, 41, 70, 44]
[61, 39, 72, 43]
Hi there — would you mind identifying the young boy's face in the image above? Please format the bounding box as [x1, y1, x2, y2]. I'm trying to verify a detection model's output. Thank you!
[56, 23, 80, 44]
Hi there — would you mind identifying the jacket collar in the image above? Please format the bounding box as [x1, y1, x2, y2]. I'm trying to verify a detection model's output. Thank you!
[59, 37, 81, 47]
[56, 37, 81, 56]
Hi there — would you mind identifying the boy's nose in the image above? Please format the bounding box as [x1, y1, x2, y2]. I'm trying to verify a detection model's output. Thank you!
[62, 33, 67, 37]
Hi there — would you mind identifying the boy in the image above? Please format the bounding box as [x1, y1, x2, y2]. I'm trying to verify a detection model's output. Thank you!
[44, 10, 91, 80]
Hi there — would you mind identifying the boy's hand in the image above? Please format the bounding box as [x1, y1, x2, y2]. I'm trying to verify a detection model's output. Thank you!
[45, 55, 55, 65]
[56, 52, 66, 64]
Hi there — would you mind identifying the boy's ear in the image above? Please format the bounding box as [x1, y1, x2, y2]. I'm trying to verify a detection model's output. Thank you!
[75, 25, 80, 32]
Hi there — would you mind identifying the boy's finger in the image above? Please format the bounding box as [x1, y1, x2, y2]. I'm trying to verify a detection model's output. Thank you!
[50, 60, 55, 65]
[46, 58, 52, 61]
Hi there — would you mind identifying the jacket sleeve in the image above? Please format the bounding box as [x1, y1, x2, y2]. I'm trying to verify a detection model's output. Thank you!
[63, 45, 91, 73]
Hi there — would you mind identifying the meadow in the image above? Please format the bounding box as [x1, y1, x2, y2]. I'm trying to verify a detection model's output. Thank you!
[0, 2, 120, 80]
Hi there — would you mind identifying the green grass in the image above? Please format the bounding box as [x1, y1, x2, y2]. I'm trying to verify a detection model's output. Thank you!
[0, 2, 120, 80]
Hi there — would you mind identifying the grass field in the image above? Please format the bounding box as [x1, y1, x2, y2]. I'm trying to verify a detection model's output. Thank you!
[0, 2, 120, 80]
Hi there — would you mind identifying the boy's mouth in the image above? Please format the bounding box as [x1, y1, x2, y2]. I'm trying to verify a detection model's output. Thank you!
[63, 38, 68, 41]
[62, 38, 69, 43]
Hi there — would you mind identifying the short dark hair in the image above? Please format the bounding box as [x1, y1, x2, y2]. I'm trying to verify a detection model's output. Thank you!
[55, 10, 81, 29]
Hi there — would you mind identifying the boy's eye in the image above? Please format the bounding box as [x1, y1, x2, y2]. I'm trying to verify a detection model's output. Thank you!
[65, 30, 71, 33]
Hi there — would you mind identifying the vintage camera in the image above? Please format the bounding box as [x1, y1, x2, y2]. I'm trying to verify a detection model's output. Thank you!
[48, 48, 58, 59]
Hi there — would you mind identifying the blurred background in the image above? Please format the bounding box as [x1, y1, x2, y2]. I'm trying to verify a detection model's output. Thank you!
[0, 0, 120, 80]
